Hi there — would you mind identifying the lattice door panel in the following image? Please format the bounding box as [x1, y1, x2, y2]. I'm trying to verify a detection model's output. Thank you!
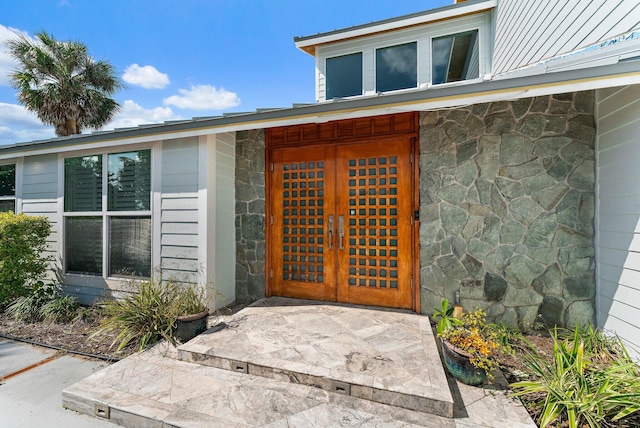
[346, 156, 400, 289]
[282, 161, 325, 283]
[269, 146, 336, 301]
[336, 140, 413, 309]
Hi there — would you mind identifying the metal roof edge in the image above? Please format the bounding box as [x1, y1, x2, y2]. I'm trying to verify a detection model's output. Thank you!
[1, 60, 639, 157]
[494, 29, 640, 80]
[293, 0, 495, 51]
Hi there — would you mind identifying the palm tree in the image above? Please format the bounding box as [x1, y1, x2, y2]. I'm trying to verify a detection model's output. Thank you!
[6, 31, 123, 136]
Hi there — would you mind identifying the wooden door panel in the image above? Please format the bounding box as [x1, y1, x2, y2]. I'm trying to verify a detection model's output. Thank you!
[335, 140, 413, 309]
[269, 138, 413, 310]
[270, 147, 336, 301]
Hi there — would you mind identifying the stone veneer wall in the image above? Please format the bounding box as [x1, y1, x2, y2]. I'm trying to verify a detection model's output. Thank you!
[419, 92, 596, 331]
[235, 129, 266, 302]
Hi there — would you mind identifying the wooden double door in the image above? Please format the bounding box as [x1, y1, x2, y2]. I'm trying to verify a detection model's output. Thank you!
[268, 137, 415, 309]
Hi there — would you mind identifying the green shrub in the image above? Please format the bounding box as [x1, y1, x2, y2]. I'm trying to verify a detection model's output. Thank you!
[41, 295, 80, 323]
[92, 277, 210, 352]
[0, 212, 51, 306]
[511, 327, 640, 428]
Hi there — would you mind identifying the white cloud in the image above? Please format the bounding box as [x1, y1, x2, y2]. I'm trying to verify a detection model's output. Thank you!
[0, 102, 55, 145]
[107, 99, 182, 129]
[163, 84, 240, 110]
[0, 100, 184, 146]
[0, 24, 31, 86]
[122, 64, 170, 89]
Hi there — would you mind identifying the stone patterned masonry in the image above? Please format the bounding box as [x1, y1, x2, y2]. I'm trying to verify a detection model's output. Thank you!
[419, 92, 596, 331]
[235, 129, 266, 303]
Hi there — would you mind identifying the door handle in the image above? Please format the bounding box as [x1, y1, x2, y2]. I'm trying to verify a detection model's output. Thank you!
[328, 215, 334, 250]
[338, 215, 344, 250]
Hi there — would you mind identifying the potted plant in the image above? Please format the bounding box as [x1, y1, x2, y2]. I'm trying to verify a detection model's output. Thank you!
[434, 304, 499, 386]
[170, 283, 210, 343]
[93, 276, 213, 352]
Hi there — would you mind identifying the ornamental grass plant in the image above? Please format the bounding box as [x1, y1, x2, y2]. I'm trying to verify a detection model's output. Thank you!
[92, 276, 210, 352]
[6, 283, 79, 323]
[510, 326, 640, 428]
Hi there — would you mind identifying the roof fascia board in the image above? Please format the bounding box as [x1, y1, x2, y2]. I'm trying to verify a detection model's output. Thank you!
[294, 0, 496, 55]
[2, 61, 639, 160]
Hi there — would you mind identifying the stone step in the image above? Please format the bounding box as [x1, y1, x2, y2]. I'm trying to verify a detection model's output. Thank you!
[176, 298, 455, 418]
[62, 343, 458, 427]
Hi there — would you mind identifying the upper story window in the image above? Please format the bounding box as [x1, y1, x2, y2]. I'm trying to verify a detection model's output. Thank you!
[64, 149, 151, 278]
[432, 30, 479, 85]
[313, 12, 490, 101]
[0, 164, 16, 213]
[326, 52, 363, 99]
[376, 42, 417, 92]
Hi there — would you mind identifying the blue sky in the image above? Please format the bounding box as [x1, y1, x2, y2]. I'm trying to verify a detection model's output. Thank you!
[0, 0, 451, 146]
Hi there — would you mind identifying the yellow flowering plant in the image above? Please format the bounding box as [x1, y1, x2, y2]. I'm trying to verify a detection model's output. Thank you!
[438, 309, 499, 376]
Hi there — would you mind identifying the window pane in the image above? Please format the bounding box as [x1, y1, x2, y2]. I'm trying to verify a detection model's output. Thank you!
[326, 53, 363, 99]
[108, 150, 151, 211]
[109, 216, 151, 278]
[432, 30, 479, 85]
[66, 217, 102, 275]
[65, 156, 102, 212]
[0, 199, 15, 213]
[0, 164, 15, 197]
[376, 42, 417, 92]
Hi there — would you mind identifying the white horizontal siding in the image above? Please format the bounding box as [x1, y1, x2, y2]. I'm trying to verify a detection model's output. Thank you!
[161, 222, 198, 235]
[494, 0, 640, 74]
[21, 155, 60, 266]
[596, 84, 640, 359]
[161, 208, 198, 223]
[160, 137, 200, 280]
[162, 138, 199, 193]
[21, 154, 58, 200]
[161, 245, 198, 259]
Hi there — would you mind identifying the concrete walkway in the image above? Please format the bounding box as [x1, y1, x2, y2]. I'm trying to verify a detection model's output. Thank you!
[0, 339, 115, 427]
[62, 298, 536, 427]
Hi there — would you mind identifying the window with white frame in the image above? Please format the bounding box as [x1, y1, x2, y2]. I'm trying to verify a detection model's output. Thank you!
[63, 150, 151, 278]
[317, 13, 488, 101]
[326, 52, 363, 99]
[431, 29, 479, 85]
[376, 42, 417, 92]
[0, 164, 16, 213]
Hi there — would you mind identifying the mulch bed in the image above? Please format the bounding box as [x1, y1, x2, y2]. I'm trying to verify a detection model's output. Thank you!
[0, 308, 136, 360]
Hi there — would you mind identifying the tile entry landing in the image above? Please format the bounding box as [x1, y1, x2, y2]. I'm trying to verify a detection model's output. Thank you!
[177, 297, 454, 418]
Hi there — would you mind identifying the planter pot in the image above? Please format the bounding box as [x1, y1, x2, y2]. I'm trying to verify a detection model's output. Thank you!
[441, 339, 487, 386]
[173, 309, 209, 343]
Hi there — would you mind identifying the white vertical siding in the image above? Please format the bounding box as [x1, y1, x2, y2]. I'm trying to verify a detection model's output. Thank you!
[215, 132, 236, 306]
[596, 84, 640, 359]
[494, 0, 640, 74]
[21, 154, 60, 266]
[196, 132, 236, 309]
[161, 137, 200, 282]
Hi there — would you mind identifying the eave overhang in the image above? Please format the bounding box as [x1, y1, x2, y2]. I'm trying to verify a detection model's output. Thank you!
[2, 60, 639, 160]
